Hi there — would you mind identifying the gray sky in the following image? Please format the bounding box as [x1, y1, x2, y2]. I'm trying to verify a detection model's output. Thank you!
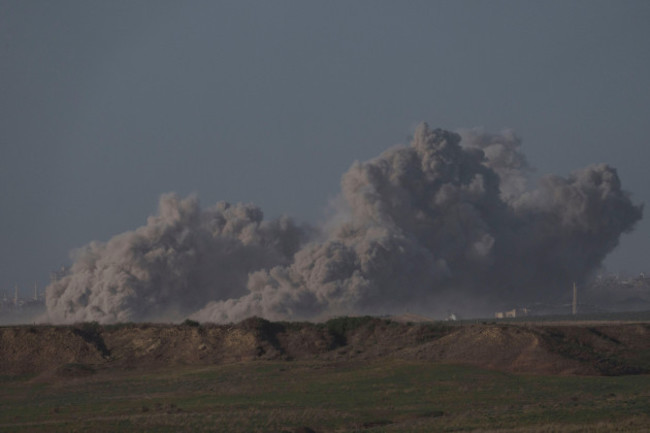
[2, 0, 649, 297]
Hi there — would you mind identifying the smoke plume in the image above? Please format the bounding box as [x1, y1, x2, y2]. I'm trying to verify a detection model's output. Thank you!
[45, 124, 643, 323]
[46, 195, 308, 323]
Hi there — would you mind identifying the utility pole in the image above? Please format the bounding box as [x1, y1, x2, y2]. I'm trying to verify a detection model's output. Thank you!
[572, 282, 578, 315]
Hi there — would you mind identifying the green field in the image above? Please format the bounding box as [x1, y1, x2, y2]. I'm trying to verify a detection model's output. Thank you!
[1, 360, 648, 433]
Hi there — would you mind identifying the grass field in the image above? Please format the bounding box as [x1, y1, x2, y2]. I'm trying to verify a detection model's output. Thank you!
[1, 359, 649, 433]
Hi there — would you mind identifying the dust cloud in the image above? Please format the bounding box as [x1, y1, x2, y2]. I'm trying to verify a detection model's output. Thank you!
[44, 124, 643, 323]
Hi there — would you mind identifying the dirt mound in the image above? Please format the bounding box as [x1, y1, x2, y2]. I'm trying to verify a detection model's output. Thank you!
[0, 325, 107, 376]
[534, 324, 650, 375]
[1, 318, 649, 377]
[103, 323, 261, 367]
[402, 324, 587, 374]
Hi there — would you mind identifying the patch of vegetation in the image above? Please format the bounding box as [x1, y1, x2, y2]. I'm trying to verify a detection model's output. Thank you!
[588, 327, 622, 344]
[540, 328, 647, 376]
[324, 316, 377, 346]
[73, 321, 111, 359]
[416, 322, 453, 343]
[238, 316, 285, 356]
[101, 322, 137, 331]
[182, 318, 201, 328]
[0, 360, 648, 433]
[276, 320, 313, 331]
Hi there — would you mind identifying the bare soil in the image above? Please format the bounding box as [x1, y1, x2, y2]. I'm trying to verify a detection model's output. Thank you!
[2, 317, 649, 378]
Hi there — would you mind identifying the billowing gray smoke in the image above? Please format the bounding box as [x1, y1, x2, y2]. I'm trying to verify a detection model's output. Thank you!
[45, 124, 643, 323]
[46, 195, 308, 323]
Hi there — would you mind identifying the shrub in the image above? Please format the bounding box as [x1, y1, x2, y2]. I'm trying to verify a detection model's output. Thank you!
[325, 316, 376, 346]
[182, 319, 201, 328]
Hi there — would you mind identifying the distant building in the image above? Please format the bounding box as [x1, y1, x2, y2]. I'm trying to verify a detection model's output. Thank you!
[495, 307, 529, 319]
[0, 284, 45, 314]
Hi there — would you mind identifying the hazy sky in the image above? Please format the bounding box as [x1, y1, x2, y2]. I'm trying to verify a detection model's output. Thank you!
[2, 1, 649, 298]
